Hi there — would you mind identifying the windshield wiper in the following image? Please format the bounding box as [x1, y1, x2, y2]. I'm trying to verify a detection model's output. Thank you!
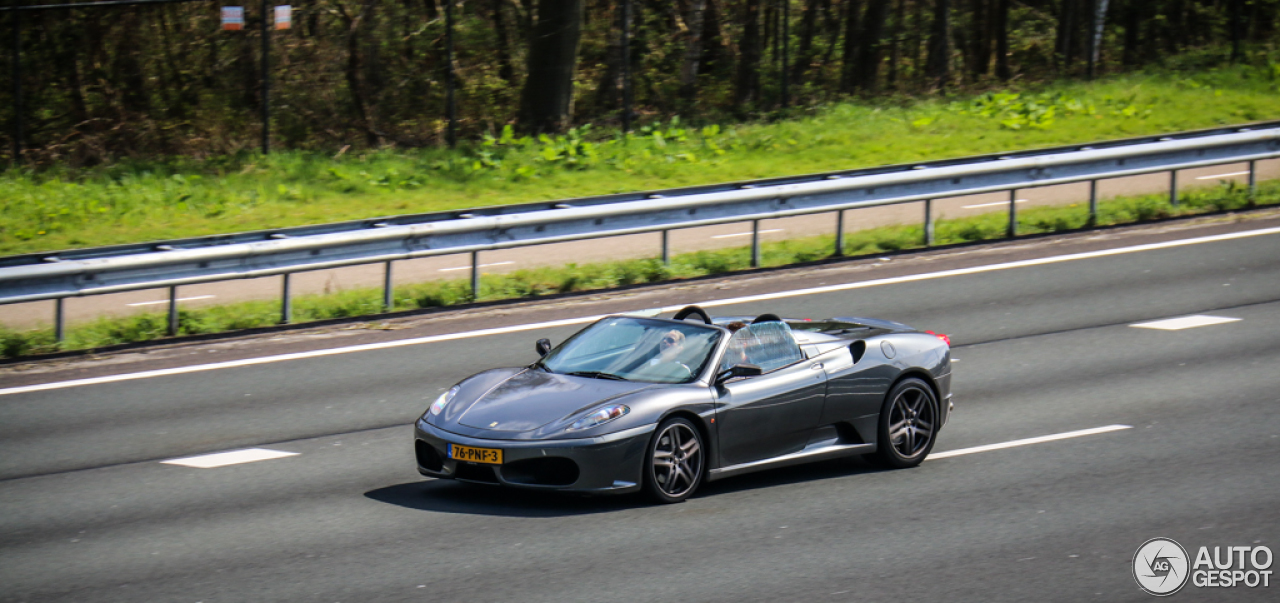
[565, 371, 630, 381]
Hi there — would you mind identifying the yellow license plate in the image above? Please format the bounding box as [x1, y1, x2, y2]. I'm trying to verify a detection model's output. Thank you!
[449, 444, 503, 465]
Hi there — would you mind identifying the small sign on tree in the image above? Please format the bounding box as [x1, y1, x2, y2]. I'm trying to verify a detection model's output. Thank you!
[274, 6, 292, 30]
[221, 7, 244, 31]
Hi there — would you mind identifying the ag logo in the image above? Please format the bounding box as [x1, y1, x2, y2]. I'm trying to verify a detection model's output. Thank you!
[1134, 537, 1191, 596]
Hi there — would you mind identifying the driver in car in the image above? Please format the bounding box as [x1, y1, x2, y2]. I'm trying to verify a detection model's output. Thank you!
[633, 328, 694, 379]
[649, 329, 686, 365]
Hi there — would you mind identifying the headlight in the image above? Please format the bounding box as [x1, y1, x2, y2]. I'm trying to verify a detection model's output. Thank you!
[568, 404, 630, 431]
[427, 385, 461, 417]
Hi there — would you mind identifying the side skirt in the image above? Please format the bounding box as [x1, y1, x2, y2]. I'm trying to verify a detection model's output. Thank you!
[706, 442, 876, 482]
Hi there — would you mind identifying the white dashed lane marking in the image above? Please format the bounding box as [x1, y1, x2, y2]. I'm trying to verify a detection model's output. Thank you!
[962, 199, 1028, 209]
[1130, 315, 1241, 330]
[928, 425, 1133, 460]
[161, 448, 299, 468]
[438, 261, 515, 273]
[126, 295, 216, 307]
[711, 229, 785, 239]
[1195, 171, 1251, 180]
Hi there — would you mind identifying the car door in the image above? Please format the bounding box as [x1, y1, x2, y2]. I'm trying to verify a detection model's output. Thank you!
[713, 323, 827, 467]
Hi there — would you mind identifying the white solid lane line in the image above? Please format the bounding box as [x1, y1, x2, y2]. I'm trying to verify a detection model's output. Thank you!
[962, 199, 1029, 209]
[927, 425, 1133, 460]
[1195, 171, 1251, 180]
[711, 229, 785, 239]
[438, 261, 515, 273]
[161, 448, 298, 468]
[126, 295, 216, 307]
[1130, 315, 1241, 330]
[3, 225, 1279, 397]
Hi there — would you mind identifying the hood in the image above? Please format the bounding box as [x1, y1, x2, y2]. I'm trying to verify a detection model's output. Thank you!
[456, 369, 656, 433]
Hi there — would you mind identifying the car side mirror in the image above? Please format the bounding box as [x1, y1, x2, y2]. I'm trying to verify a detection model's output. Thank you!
[535, 338, 552, 357]
[715, 363, 762, 385]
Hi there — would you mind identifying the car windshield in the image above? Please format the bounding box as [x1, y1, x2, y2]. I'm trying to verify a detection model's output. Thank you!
[541, 317, 723, 384]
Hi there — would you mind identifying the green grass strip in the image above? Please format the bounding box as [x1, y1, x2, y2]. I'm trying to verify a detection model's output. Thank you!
[3, 180, 1276, 360]
[3, 64, 1280, 256]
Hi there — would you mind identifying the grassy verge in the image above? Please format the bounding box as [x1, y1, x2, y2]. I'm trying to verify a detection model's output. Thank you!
[3, 64, 1280, 256]
[3, 180, 1277, 360]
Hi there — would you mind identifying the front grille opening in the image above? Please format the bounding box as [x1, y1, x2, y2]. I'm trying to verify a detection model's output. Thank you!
[415, 440, 444, 471]
[454, 463, 500, 484]
[501, 457, 580, 487]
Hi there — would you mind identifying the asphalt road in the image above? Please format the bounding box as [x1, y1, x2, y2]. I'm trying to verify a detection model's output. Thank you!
[1, 160, 1276, 329]
[2, 220, 1278, 602]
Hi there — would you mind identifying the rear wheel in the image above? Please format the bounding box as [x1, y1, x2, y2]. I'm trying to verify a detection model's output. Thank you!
[643, 417, 705, 503]
[871, 378, 939, 469]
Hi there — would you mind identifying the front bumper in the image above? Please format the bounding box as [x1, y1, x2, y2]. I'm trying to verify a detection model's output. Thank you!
[414, 419, 654, 494]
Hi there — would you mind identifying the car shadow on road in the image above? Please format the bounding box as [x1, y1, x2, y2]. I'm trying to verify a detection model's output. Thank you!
[365, 480, 649, 517]
[367, 457, 890, 516]
[693, 456, 890, 498]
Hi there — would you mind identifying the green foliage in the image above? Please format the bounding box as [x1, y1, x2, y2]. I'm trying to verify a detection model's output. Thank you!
[952, 91, 1152, 130]
[4, 65, 1279, 256]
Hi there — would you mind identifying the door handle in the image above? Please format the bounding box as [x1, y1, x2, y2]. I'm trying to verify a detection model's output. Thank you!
[810, 363, 824, 370]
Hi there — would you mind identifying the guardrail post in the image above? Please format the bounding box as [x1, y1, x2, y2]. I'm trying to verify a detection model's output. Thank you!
[751, 220, 761, 268]
[923, 200, 934, 246]
[167, 286, 179, 336]
[1007, 189, 1018, 238]
[1170, 170, 1179, 207]
[661, 230, 670, 264]
[54, 298, 64, 343]
[834, 210, 845, 256]
[470, 251, 481, 301]
[280, 273, 292, 324]
[1248, 160, 1257, 206]
[382, 261, 394, 312]
[1088, 180, 1099, 227]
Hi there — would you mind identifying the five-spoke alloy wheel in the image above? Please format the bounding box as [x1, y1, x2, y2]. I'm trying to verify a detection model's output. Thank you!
[872, 378, 939, 468]
[644, 417, 705, 503]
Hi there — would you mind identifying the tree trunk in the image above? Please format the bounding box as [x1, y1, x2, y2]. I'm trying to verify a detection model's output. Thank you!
[1121, 0, 1140, 67]
[594, 1, 624, 111]
[700, 0, 727, 77]
[1055, 0, 1076, 71]
[853, 0, 890, 92]
[518, 0, 584, 133]
[338, 0, 379, 145]
[994, 0, 1010, 80]
[925, 0, 951, 88]
[911, 0, 925, 75]
[968, 0, 990, 77]
[1229, 0, 1243, 62]
[791, 0, 821, 84]
[819, 0, 841, 69]
[679, 0, 708, 103]
[115, 10, 150, 115]
[734, 0, 763, 107]
[839, 0, 863, 93]
[887, 0, 903, 88]
[490, 0, 518, 84]
[1087, 0, 1110, 78]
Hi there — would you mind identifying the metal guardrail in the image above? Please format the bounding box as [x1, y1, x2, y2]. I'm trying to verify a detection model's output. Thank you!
[2, 124, 1279, 341]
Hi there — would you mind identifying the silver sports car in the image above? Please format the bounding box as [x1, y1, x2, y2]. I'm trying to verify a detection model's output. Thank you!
[414, 305, 952, 503]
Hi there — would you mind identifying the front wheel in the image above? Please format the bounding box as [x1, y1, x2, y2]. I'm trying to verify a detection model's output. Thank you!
[871, 378, 939, 469]
[643, 417, 705, 504]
